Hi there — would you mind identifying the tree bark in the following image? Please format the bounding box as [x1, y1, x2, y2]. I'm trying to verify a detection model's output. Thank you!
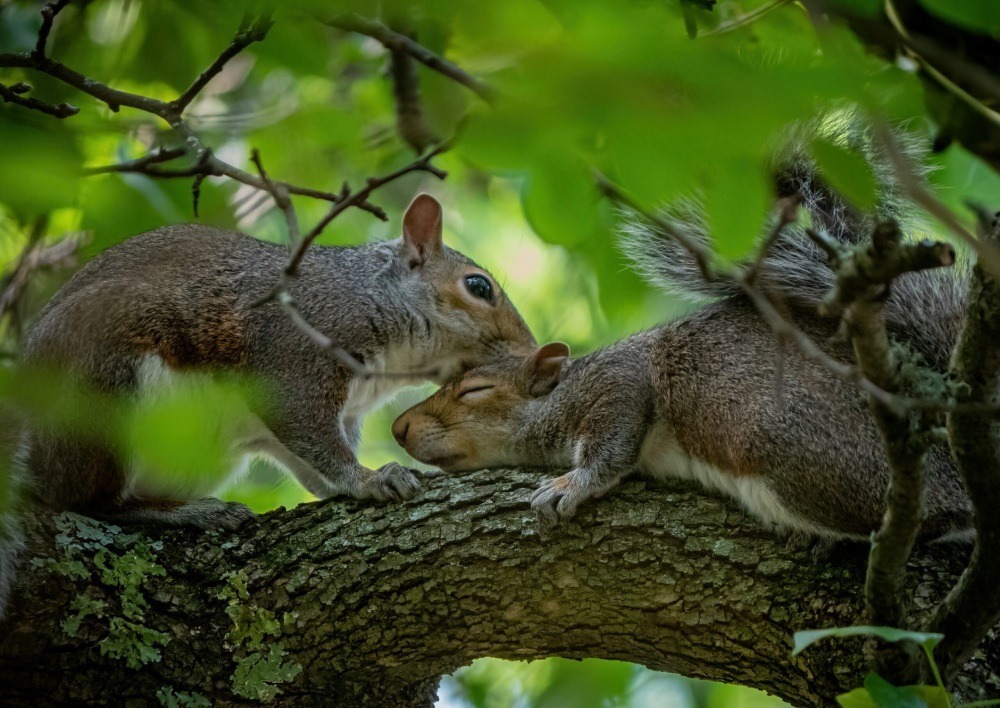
[1, 469, 997, 706]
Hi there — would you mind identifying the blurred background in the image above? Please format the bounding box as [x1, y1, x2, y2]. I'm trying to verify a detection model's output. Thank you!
[2, 0, 999, 705]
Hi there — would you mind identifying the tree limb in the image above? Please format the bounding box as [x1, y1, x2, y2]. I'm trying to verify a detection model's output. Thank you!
[0, 470, 997, 706]
[931, 214, 1000, 684]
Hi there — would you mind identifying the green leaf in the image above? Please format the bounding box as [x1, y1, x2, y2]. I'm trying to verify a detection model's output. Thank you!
[704, 159, 770, 260]
[916, 0, 1000, 35]
[520, 158, 600, 247]
[793, 626, 944, 656]
[836, 674, 951, 708]
[811, 138, 878, 210]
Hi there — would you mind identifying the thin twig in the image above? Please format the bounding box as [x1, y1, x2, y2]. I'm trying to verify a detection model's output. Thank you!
[698, 0, 793, 37]
[876, 123, 1000, 281]
[33, 0, 71, 59]
[0, 81, 77, 118]
[327, 14, 495, 103]
[250, 148, 299, 245]
[170, 15, 273, 114]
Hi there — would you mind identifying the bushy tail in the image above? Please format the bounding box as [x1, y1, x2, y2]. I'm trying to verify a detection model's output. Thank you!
[618, 136, 968, 369]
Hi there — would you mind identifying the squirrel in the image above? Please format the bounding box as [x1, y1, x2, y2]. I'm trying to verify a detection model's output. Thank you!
[390, 170, 974, 542]
[5, 193, 536, 536]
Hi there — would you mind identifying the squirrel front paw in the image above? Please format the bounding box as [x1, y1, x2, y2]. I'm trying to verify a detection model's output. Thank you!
[359, 463, 423, 503]
[530, 471, 593, 529]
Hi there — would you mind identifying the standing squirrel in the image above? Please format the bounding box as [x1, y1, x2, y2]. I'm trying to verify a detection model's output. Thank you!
[391, 176, 974, 542]
[7, 193, 535, 531]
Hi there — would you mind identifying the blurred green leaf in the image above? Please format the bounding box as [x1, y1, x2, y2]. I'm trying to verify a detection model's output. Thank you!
[835, 673, 951, 708]
[811, 138, 878, 211]
[916, 0, 1000, 35]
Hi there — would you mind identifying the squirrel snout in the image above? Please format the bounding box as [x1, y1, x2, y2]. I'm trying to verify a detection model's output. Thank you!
[391, 416, 410, 447]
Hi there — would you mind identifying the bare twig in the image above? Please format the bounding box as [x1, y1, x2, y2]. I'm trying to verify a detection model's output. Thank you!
[171, 16, 272, 115]
[287, 144, 448, 278]
[698, 0, 793, 37]
[250, 148, 299, 245]
[388, 33, 439, 154]
[82, 146, 188, 175]
[930, 214, 1000, 685]
[877, 124, 1000, 281]
[33, 0, 71, 59]
[327, 14, 495, 103]
[746, 195, 800, 286]
[0, 230, 84, 338]
[0, 81, 77, 118]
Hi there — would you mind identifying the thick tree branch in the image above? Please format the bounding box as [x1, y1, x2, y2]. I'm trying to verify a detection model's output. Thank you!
[0, 470, 997, 706]
[931, 214, 1000, 684]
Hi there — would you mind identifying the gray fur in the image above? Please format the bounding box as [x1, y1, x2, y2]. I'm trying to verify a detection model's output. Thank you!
[6, 216, 534, 571]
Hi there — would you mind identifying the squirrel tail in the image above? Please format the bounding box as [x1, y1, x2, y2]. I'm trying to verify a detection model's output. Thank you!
[618, 138, 968, 369]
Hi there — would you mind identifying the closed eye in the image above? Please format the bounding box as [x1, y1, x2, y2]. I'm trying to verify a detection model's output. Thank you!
[458, 385, 495, 399]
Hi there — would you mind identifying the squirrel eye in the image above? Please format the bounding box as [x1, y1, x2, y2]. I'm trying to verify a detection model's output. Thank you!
[464, 274, 493, 301]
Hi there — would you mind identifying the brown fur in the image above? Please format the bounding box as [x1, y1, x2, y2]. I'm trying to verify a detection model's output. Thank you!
[394, 299, 973, 541]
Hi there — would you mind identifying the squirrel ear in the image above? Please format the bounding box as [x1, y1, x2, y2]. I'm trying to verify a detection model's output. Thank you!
[402, 193, 443, 269]
[528, 342, 570, 396]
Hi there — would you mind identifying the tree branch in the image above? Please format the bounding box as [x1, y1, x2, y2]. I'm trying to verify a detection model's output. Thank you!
[1, 470, 997, 706]
[170, 15, 273, 115]
[931, 213, 1000, 684]
[814, 221, 955, 682]
[327, 14, 496, 103]
[0, 81, 77, 118]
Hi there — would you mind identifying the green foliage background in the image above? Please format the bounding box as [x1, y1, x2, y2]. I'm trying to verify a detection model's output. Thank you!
[2, 0, 999, 705]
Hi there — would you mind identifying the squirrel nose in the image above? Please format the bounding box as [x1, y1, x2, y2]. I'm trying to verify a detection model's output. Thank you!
[392, 417, 410, 447]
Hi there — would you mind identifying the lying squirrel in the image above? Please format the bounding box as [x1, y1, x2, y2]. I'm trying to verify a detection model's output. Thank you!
[392, 175, 973, 542]
[9, 194, 535, 531]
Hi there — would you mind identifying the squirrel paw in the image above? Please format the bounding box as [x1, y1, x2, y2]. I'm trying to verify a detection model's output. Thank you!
[363, 463, 423, 503]
[187, 498, 255, 531]
[530, 472, 591, 529]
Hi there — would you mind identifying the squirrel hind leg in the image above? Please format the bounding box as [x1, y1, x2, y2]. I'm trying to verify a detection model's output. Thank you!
[92, 496, 254, 531]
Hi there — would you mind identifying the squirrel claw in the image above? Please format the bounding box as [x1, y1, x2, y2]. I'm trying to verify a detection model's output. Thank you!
[368, 462, 423, 503]
[530, 472, 589, 529]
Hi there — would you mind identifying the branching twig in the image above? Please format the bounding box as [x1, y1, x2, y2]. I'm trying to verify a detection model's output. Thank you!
[877, 124, 1000, 281]
[818, 221, 955, 683]
[931, 213, 1000, 685]
[0, 81, 77, 118]
[327, 14, 495, 103]
[250, 148, 299, 245]
[388, 36, 439, 154]
[170, 15, 273, 115]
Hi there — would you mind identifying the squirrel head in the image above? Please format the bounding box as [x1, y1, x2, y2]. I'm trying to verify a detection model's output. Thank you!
[391, 342, 570, 471]
[397, 194, 536, 382]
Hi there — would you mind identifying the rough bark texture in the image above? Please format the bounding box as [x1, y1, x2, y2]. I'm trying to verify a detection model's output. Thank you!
[1, 469, 998, 707]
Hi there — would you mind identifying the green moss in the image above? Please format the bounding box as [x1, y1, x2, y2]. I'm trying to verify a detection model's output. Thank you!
[40, 513, 170, 669]
[218, 570, 302, 702]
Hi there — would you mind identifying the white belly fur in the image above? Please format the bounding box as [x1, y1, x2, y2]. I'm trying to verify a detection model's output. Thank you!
[636, 421, 833, 537]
